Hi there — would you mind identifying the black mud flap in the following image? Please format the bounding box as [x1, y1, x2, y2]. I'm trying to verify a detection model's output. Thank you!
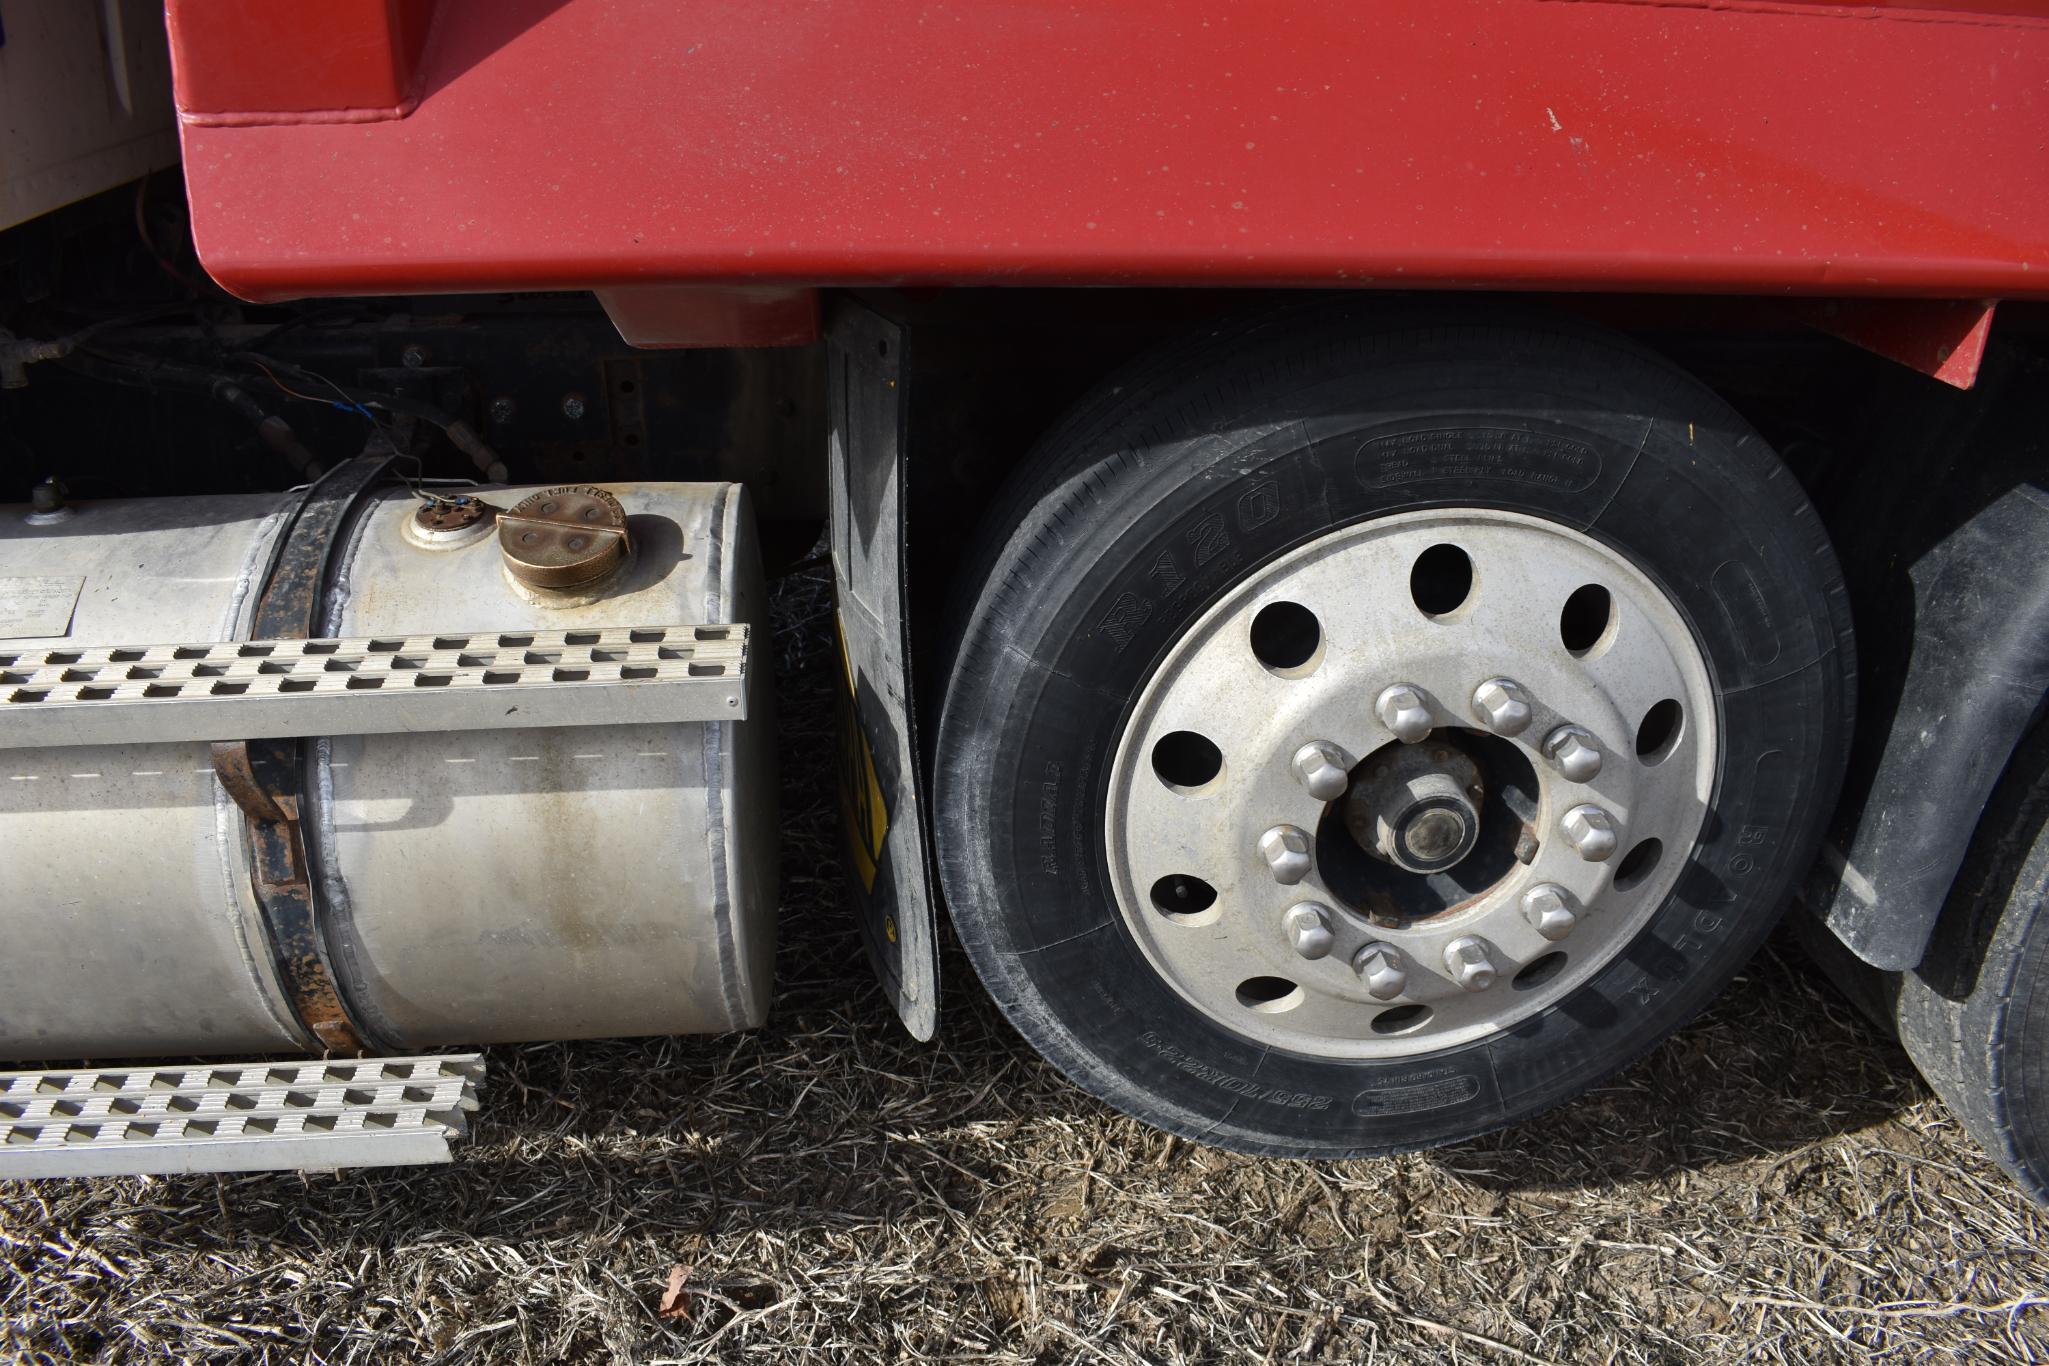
[827, 300, 941, 1039]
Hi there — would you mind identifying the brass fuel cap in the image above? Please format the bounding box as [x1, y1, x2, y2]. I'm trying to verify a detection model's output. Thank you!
[498, 486, 631, 589]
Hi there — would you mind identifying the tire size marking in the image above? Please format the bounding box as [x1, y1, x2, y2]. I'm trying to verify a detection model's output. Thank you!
[1139, 1031, 1331, 1111]
[1038, 761, 1063, 875]
[1352, 427, 1602, 493]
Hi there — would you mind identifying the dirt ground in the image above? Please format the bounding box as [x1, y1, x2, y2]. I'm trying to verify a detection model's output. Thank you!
[4, 568, 2046, 1365]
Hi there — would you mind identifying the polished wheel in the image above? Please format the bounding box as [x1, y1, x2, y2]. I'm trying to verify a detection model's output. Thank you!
[1106, 510, 1715, 1057]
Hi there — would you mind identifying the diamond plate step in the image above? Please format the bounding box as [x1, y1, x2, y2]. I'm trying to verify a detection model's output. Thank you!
[0, 1055, 484, 1178]
[0, 625, 747, 749]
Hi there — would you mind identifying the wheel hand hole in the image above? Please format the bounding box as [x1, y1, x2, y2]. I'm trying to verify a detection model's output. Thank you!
[1513, 951, 1568, 991]
[1235, 976, 1303, 1013]
[1410, 543, 1474, 618]
[1151, 731, 1223, 791]
[1249, 600, 1321, 673]
[1636, 698, 1683, 763]
[1614, 837, 1664, 891]
[1369, 1003, 1432, 1035]
[1150, 874, 1219, 924]
[1560, 584, 1614, 657]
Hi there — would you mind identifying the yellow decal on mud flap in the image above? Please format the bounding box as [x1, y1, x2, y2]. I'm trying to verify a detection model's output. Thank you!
[836, 624, 891, 894]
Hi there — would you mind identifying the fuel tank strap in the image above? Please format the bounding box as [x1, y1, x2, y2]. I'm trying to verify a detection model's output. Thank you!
[218, 452, 399, 1056]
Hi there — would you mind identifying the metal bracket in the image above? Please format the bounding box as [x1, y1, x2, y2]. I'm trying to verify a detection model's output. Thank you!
[0, 1055, 482, 1178]
[0, 625, 748, 749]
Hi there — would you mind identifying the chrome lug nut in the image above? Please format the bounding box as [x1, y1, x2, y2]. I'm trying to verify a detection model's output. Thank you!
[1542, 725, 1604, 783]
[1561, 804, 1619, 862]
[1470, 677, 1533, 737]
[1353, 942, 1408, 1000]
[1292, 742, 1351, 802]
[1283, 902, 1337, 960]
[1520, 883, 1578, 941]
[1259, 825, 1314, 885]
[1376, 684, 1433, 744]
[1443, 936, 1498, 992]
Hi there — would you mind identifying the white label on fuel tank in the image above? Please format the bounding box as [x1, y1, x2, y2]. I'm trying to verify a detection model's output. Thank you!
[0, 577, 83, 638]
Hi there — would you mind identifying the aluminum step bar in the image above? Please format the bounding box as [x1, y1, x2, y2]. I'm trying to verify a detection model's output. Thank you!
[0, 1055, 483, 1178]
[0, 624, 747, 749]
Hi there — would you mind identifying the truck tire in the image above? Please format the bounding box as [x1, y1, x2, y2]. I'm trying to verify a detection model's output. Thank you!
[932, 304, 1855, 1157]
[1889, 722, 2049, 1203]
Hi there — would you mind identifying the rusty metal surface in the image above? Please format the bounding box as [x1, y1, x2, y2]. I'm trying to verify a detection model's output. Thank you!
[208, 738, 291, 825]
[213, 451, 398, 1057]
[414, 495, 494, 535]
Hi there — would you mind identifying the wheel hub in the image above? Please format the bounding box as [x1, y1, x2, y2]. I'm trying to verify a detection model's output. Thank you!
[1344, 740, 1484, 874]
[1104, 508, 1718, 1059]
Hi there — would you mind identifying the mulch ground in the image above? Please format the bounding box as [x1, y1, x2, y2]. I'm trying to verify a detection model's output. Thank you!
[4, 568, 2044, 1364]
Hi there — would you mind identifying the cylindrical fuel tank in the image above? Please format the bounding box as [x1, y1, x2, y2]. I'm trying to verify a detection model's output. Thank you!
[0, 482, 775, 1061]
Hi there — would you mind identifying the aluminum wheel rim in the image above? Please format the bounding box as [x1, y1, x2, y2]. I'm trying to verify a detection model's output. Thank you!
[1105, 508, 1718, 1059]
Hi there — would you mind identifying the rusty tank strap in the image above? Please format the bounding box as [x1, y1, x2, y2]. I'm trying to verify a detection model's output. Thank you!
[214, 449, 398, 1054]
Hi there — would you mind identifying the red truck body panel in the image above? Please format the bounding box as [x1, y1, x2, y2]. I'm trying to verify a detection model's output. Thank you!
[166, 0, 2049, 307]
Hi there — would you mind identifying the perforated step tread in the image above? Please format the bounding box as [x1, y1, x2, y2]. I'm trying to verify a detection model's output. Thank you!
[0, 625, 747, 749]
[0, 1055, 483, 1178]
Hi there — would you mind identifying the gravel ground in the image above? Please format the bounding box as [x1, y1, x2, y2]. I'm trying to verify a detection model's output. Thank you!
[4, 567, 2046, 1365]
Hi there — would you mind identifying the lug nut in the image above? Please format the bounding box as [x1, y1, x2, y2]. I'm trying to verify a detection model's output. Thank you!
[1376, 684, 1433, 744]
[1520, 883, 1578, 941]
[1259, 825, 1314, 885]
[1443, 936, 1498, 992]
[1283, 903, 1337, 960]
[1561, 804, 1619, 862]
[1470, 678, 1533, 736]
[1542, 725, 1604, 782]
[1353, 942, 1408, 1000]
[1292, 742, 1351, 802]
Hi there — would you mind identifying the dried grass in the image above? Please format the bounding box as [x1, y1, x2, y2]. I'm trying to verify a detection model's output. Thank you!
[4, 567, 2045, 1364]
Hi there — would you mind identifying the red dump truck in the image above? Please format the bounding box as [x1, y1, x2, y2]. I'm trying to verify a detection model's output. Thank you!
[2, 0, 2047, 1200]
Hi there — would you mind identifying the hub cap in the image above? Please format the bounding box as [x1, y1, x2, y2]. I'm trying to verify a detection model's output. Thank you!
[1105, 509, 1716, 1058]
